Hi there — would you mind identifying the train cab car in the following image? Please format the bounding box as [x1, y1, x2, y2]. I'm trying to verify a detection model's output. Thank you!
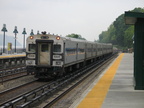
[26, 32, 64, 78]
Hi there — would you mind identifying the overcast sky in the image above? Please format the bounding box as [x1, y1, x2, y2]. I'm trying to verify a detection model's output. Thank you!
[0, 0, 144, 45]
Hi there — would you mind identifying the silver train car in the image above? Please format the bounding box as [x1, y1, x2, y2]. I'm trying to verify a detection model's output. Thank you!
[26, 32, 113, 79]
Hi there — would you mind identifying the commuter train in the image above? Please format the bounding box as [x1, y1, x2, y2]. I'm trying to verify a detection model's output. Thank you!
[26, 32, 113, 79]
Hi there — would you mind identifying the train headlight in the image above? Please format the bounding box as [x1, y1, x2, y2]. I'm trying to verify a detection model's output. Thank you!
[56, 36, 60, 40]
[30, 36, 34, 40]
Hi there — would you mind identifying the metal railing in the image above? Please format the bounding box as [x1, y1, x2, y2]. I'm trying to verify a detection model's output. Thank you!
[0, 48, 26, 55]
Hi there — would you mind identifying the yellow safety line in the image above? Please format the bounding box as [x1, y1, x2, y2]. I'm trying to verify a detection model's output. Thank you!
[77, 53, 124, 108]
[0, 54, 26, 58]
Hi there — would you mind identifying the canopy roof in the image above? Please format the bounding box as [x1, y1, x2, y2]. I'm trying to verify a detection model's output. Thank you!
[125, 12, 144, 25]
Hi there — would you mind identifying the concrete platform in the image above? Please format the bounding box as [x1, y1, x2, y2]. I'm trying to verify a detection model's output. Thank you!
[73, 53, 144, 108]
[102, 53, 144, 108]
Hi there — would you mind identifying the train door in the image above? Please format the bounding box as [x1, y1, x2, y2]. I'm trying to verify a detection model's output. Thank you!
[36, 40, 53, 66]
[39, 43, 51, 65]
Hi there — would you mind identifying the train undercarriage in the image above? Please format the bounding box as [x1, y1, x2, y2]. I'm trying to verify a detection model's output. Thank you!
[27, 53, 112, 79]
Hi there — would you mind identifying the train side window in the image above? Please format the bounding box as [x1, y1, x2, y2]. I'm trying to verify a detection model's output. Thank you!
[41, 44, 49, 52]
[54, 45, 61, 52]
[29, 44, 36, 52]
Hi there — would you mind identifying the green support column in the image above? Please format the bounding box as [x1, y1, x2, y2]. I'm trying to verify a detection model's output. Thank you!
[134, 18, 144, 89]
[125, 12, 144, 90]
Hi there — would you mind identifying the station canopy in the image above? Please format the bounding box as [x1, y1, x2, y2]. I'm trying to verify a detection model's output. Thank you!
[125, 11, 144, 25]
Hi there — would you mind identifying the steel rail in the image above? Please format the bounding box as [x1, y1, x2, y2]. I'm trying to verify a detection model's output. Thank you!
[0, 66, 26, 77]
[0, 66, 27, 83]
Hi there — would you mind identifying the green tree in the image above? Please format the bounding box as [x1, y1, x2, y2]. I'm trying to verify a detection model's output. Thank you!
[113, 14, 130, 46]
[99, 24, 116, 44]
[99, 31, 107, 42]
[124, 26, 134, 48]
[98, 7, 144, 49]
[66, 33, 86, 40]
[132, 7, 144, 13]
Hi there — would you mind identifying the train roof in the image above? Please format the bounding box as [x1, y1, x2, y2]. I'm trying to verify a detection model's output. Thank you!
[27, 33, 112, 46]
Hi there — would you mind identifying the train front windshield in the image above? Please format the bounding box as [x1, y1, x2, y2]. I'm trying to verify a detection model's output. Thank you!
[53, 45, 61, 52]
[29, 44, 36, 52]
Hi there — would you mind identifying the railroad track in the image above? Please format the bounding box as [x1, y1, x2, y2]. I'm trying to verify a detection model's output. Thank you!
[0, 66, 28, 83]
[0, 53, 117, 108]
[0, 79, 52, 105]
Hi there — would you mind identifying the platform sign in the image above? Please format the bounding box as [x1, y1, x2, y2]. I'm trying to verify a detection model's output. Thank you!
[7, 43, 12, 51]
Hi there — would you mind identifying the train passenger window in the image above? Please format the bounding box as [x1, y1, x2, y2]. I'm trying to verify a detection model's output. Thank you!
[41, 44, 49, 52]
[29, 44, 36, 52]
[54, 45, 61, 52]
